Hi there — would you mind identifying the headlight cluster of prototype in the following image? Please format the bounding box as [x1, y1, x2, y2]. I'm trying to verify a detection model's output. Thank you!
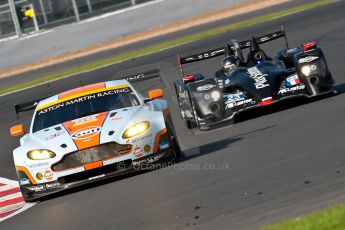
[203, 91, 221, 101]
[301, 64, 318, 77]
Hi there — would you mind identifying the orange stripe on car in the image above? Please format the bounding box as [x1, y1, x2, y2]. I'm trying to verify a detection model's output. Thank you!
[84, 161, 103, 171]
[37, 84, 129, 111]
[153, 128, 167, 153]
[15, 166, 37, 185]
[63, 112, 108, 150]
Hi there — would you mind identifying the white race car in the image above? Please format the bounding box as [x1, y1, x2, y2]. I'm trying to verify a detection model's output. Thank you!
[10, 79, 180, 202]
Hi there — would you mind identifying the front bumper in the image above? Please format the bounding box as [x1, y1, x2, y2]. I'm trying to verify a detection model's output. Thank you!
[198, 90, 335, 130]
[19, 148, 174, 202]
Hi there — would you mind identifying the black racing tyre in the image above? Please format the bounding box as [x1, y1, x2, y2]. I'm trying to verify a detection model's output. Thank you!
[19, 187, 38, 203]
[186, 90, 198, 129]
[170, 136, 181, 162]
[165, 122, 181, 162]
[185, 119, 197, 129]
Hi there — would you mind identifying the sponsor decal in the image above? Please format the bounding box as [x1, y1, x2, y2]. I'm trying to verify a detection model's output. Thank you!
[28, 162, 50, 169]
[38, 103, 64, 115]
[27, 185, 46, 192]
[133, 147, 143, 157]
[260, 36, 270, 42]
[144, 145, 151, 153]
[45, 182, 60, 189]
[20, 178, 30, 185]
[224, 93, 245, 104]
[71, 126, 101, 140]
[284, 48, 299, 56]
[126, 73, 145, 81]
[196, 84, 216, 91]
[132, 133, 153, 143]
[148, 154, 165, 163]
[64, 112, 107, 150]
[225, 99, 253, 109]
[286, 75, 301, 87]
[45, 131, 66, 140]
[111, 117, 123, 121]
[247, 67, 269, 89]
[44, 170, 53, 181]
[25, 182, 59, 190]
[72, 114, 99, 126]
[298, 56, 319, 64]
[88, 174, 105, 181]
[133, 153, 165, 165]
[184, 49, 224, 62]
[159, 142, 170, 151]
[38, 88, 130, 115]
[279, 85, 306, 94]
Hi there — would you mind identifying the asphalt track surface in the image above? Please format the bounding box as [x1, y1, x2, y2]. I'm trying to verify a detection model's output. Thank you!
[1, 0, 345, 229]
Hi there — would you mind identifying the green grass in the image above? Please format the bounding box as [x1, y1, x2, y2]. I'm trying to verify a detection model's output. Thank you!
[261, 203, 345, 230]
[0, 0, 337, 96]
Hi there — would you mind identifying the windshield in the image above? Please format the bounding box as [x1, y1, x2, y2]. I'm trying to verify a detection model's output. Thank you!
[32, 87, 140, 132]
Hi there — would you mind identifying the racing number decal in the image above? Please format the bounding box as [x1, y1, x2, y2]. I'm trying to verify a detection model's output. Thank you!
[63, 112, 108, 150]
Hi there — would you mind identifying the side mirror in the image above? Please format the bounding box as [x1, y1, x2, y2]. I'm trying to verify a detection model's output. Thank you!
[148, 89, 164, 101]
[10, 124, 26, 137]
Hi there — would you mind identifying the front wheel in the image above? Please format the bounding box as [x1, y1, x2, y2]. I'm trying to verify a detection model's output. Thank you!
[170, 135, 181, 162]
[19, 186, 39, 203]
[186, 90, 199, 129]
[185, 119, 197, 129]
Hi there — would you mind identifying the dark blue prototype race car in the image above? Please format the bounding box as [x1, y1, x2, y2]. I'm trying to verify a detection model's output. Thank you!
[174, 28, 335, 130]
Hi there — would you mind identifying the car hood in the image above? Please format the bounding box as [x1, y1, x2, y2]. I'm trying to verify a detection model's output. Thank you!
[23, 106, 150, 154]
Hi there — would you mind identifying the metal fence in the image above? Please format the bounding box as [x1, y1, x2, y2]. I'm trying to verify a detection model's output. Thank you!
[0, 0, 153, 39]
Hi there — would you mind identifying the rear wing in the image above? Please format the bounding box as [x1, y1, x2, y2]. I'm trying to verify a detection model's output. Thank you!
[123, 68, 160, 82]
[14, 68, 161, 117]
[14, 99, 42, 117]
[177, 27, 289, 76]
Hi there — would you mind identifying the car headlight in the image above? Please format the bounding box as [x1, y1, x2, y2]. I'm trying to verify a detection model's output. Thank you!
[27, 150, 56, 160]
[301, 65, 311, 76]
[301, 64, 317, 77]
[210, 91, 221, 101]
[123, 121, 150, 139]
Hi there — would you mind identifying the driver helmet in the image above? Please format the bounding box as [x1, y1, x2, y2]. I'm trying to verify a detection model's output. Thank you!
[222, 55, 240, 74]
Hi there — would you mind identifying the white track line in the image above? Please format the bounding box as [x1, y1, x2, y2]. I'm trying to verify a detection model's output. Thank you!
[81, 0, 166, 24]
